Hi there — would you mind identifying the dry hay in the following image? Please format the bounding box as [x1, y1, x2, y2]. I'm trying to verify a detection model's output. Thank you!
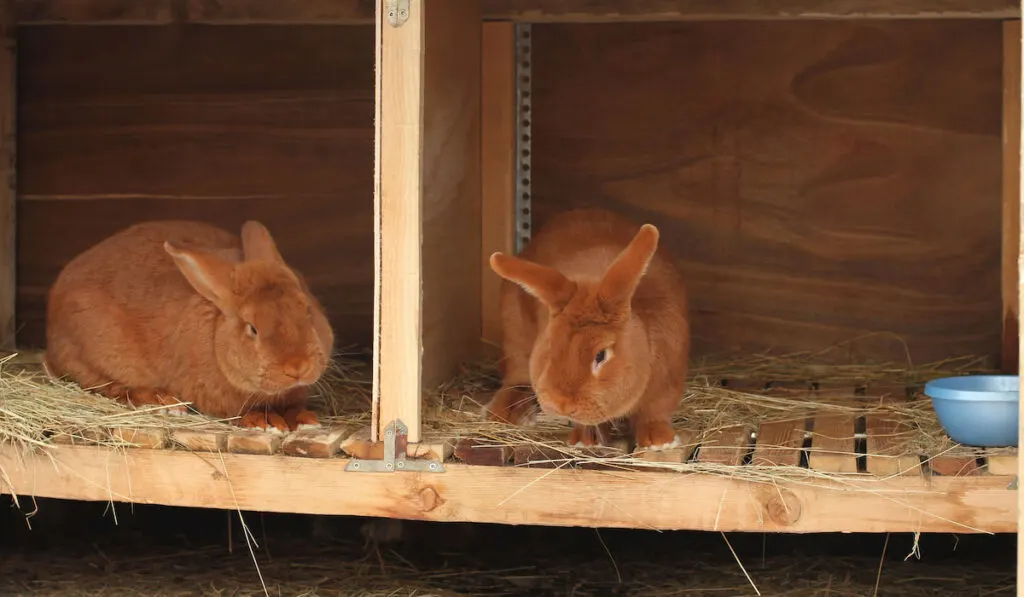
[0, 348, 373, 454]
[414, 350, 1003, 477]
[0, 339, 1008, 478]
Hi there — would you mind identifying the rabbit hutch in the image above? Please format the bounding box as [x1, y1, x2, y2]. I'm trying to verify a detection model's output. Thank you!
[1, 0, 1023, 579]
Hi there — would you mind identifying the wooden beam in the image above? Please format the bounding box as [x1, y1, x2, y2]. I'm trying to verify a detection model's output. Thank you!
[1005, 20, 1022, 374]
[0, 444, 1015, 534]
[480, 21, 516, 353]
[376, 0, 425, 443]
[1017, 15, 1024, 597]
[480, 0, 1019, 21]
[14, 0, 1017, 25]
[420, 0, 483, 387]
[0, 0, 12, 349]
[14, 0, 375, 25]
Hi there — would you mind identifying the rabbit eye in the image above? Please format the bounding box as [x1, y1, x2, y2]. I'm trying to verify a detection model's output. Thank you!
[594, 349, 607, 365]
[246, 322, 258, 338]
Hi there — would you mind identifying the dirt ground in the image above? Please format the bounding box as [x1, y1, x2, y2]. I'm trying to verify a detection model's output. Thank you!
[0, 496, 1015, 597]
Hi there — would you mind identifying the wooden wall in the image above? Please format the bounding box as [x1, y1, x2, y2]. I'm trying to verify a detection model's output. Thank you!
[15, 25, 376, 349]
[531, 20, 1004, 364]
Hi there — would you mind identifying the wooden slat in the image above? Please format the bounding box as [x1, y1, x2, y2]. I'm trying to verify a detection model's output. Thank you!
[861, 383, 910, 404]
[864, 415, 921, 477]
[807, 413, 857, 473]
[14, 0, 1017, 24]
[169, 427, 228, 452]
[0, 0, 12, 349]
[482, 0, 1019, 21]
[752, 419, 806, 468]
[0, 444, 1015, 534]
[280, 425, 350, 458]
[419, 0, 483, 387]
[480, 21, 516, 352]
[108, 427, 168, 449]
[985, 453, 1018, 476]
[695, 425, 752, 466]
[929, 455, 983, 477]
[513, 439, 635, 471]
[226, 431, 282, 455]
[454, 438, 513, 466]
[1004, 20, 1022, 374]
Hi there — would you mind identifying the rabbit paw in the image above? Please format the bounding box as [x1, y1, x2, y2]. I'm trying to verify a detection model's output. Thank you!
[282, 408, 320, 431]
[634, 419, 678, 450]
[240, 411, 290, 434]
[483, 386, 538, 427]
[569, 423, 611, 448]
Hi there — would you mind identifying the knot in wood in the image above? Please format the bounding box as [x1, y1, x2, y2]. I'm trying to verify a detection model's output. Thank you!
[417, 486, 441, 512]
[764, 488, 801, 526]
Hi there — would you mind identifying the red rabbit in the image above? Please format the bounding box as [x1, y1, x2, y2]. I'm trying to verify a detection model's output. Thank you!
[44, 220, 334, 433]
[486, 208, 690, 450]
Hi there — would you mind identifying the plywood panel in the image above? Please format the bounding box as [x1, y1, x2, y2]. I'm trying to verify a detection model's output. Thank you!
[16, 25, 376, 348]
[420, 0, 483, 387]
[531, 21, 1002, 363]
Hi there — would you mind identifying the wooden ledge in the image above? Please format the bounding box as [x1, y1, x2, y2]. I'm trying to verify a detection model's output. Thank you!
[13, 0, 1019, 25]
[0, 445, 1015, 534]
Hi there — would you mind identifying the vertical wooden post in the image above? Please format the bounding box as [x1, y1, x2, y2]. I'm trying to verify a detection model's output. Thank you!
[480, 21, 516, 354]
[1005, 20, 1021, 374]
[0, 0, 14, 350]
[375, 0, 425, 443]
[375, 0, 481, 445]
[1014, 17, 1024, 597]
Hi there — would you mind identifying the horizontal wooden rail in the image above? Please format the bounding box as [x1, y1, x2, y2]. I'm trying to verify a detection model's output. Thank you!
[0, 445, 1016, 534]
[13, 0, 1019, 25]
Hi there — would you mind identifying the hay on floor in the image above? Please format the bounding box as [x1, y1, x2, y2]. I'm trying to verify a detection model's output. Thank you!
[0, 348, 373, 454]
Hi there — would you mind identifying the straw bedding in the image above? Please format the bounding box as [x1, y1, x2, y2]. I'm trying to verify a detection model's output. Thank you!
[0, 343, 1006, 469]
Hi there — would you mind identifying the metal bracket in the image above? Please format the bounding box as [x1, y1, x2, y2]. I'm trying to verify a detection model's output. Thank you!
[385, 0, 410, 27]
[1008, 476, 1018, 490]
[345, 419, 445, 473]
[514, 23, 533, 254]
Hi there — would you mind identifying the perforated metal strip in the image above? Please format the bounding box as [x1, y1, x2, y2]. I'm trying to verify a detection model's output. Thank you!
[514, 24, 533, 254]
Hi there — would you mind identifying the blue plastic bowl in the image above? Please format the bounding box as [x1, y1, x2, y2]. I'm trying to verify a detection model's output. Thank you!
[924, 375, 1019, 448]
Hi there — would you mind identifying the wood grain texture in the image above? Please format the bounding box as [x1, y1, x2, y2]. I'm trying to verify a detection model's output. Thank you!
[530, 21, 1003, 364]
[480, 21, 516, 353]
[807, 413, 857, 473]
[0, 0, 12, 349]
[1003, 20, 1021, 374]
[16, 25, 375, 349]
[15, 0, 1017, 24]
[375, 0, 425, 443]
[864, 415, 921, 477]
[481, 0, 1019, 21]
[420, 0, 483, 388]
[1, 444, 1015, 533]
[752, 419, 807, 467]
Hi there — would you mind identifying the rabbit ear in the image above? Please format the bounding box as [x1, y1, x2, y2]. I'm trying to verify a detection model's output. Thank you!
[165, 241, 237, 313]
[490, 252, 576, 311]
[241, 220, 285, 264]
[597, 224, 660, 312]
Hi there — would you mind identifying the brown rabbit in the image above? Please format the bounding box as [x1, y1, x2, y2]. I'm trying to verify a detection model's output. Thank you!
[486, 208, 689, 450]
[44, 220, 335, 433]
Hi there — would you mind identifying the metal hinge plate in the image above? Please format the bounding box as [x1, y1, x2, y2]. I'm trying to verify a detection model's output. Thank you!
[385, 0, 410, 27]
[345, 419, 445, 473]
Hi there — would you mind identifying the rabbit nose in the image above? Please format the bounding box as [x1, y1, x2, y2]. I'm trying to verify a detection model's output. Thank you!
[282, 358, 306, 380]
